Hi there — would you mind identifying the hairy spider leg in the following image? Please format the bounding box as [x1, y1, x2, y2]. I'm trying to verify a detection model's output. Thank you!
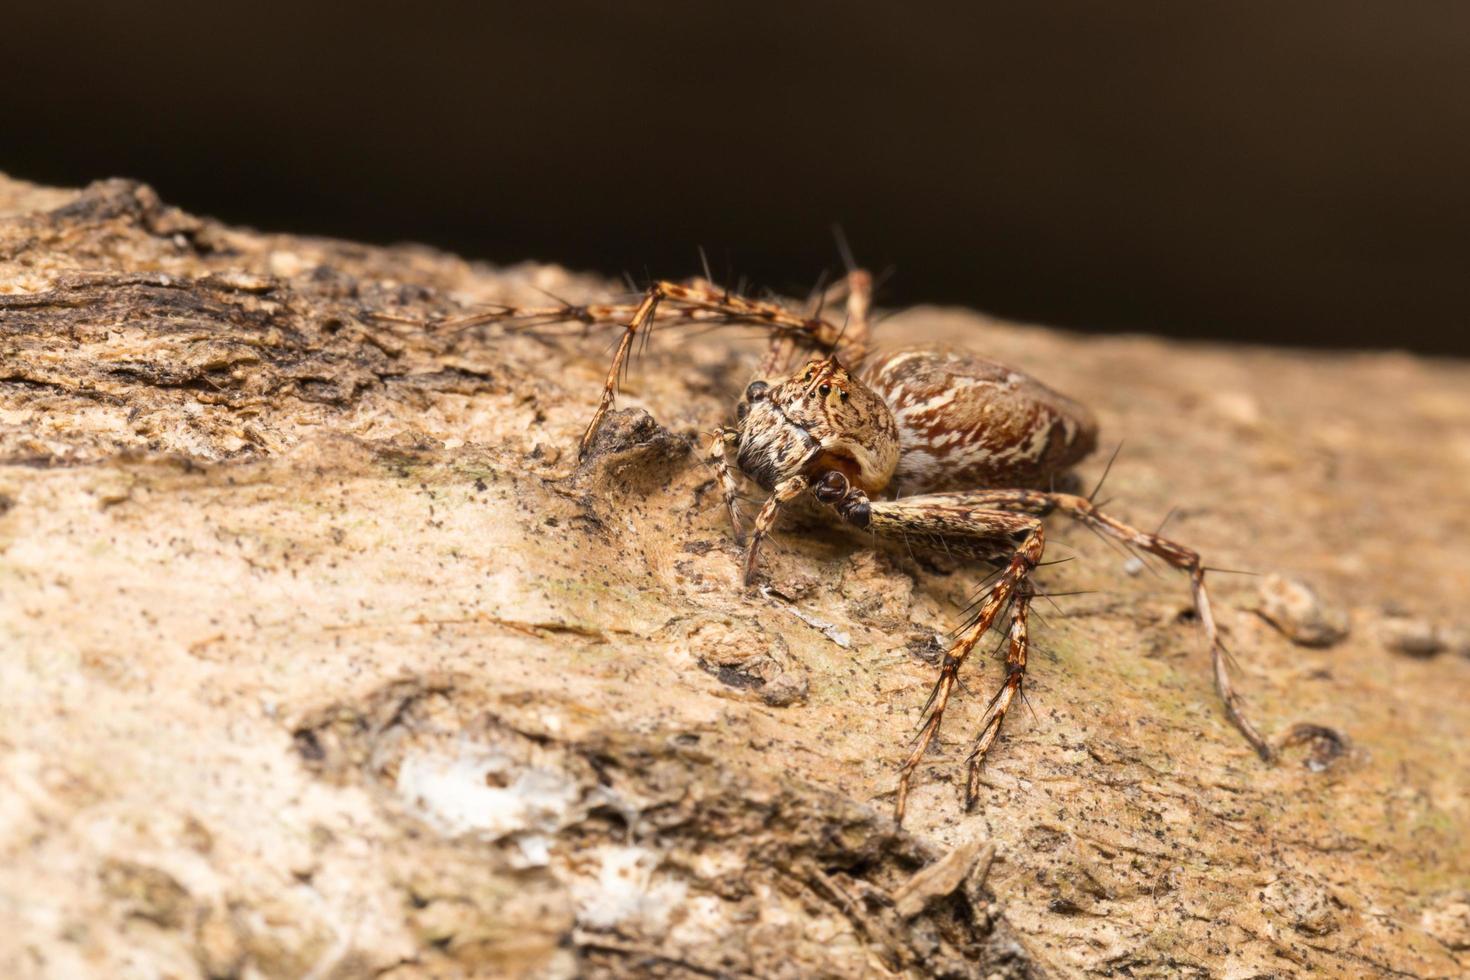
[759, 269, 873, 376]
[967, 584, 1033, 807]
[429, 276, 804, 335]
[744, 475, 811, 586]
[432, 279, 849, 456]
[570, 280, 860, 455]
[813, 490, 1046, 823]
[874, 488, 1276, 765]
[429, 273, 875, 455]
[706, 427, 745, 542]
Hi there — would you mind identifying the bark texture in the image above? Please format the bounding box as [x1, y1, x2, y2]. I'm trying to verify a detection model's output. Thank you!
[2, 175, 1469, 978]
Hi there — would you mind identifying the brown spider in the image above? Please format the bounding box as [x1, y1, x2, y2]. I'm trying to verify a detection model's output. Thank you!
[453, 269, 1279, 822]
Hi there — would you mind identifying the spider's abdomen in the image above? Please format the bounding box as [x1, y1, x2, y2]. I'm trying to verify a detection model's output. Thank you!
[863, 347, 1098, 494]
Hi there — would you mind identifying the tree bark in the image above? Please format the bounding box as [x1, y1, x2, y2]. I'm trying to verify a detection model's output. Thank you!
[2, 175, 1468, 978]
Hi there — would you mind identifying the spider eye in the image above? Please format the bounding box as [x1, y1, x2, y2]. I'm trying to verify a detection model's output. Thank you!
[819, 383, 831, 397]
[839, 390, 849, 401]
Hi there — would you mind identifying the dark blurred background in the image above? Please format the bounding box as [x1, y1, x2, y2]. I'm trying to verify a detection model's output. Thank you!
[6, 2, 1469, 355]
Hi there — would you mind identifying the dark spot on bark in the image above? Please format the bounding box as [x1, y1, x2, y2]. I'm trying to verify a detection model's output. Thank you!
[906, 632, 945, 665]
[1278, 723, 1349, 773]
[293, 729, 325, 762]
[698, 658, 765, 690]
[1024, 825, 1068, 853]
[580, 408, 687, 461]
[575, 408, 691, 491]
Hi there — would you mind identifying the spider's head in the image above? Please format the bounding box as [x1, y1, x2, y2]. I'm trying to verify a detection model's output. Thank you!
[735, 356, 899, 494]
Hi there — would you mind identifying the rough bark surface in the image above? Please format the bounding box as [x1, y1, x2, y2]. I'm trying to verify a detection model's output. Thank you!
[2, 175, 1469, 979]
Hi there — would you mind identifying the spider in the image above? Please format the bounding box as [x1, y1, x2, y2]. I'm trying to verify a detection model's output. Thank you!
[449, 267, 1279, 822]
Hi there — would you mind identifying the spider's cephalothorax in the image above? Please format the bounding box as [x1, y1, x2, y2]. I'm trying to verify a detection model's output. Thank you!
[462, 269, 1301, 823]
[734, 357, 899, 495]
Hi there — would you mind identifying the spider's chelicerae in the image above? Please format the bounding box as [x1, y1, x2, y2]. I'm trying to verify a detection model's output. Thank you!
[459, 268, 1282, 822]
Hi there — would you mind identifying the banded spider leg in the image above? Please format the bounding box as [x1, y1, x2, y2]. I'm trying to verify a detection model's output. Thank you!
[810, 474, 1272, 823]
[436, 270, 874, 456]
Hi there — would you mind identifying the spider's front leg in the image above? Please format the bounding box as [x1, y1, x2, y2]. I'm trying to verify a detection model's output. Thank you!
[902, 489, 1276, 763]
[579, 275, 872, 455]
[457, 269, 877, 457]
[811, 473, 1045, 822]
[744, 475, 810, 586]
[705, 427, 745, 543]
[758, 268, 873, 376]
[444, 276, 869, 458]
